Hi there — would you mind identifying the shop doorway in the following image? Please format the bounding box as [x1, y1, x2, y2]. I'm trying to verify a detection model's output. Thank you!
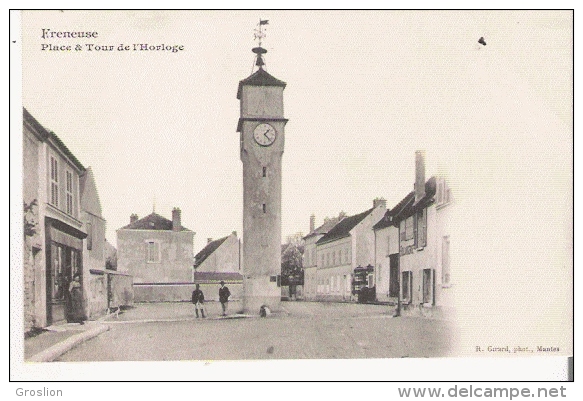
[46, 243, 81, 325]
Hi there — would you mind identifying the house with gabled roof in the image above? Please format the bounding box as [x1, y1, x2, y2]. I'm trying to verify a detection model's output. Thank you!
[302, 214, 341, 300]
[22, 108, 131, 331]
[117, 208, 194, 284]
[194, 231, 241, 275]
[23, 108, 87, 328]
[388, 151, 454, 318]
[311, 199, 387, 301]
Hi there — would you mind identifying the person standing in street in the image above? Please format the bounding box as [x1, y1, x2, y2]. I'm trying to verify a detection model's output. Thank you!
[218, 280, 231, 317]
[191, 284, 206, 318]
[68, 274, 86, 325]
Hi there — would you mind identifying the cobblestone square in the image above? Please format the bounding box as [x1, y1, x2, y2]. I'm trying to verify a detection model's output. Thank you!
[56, 301, 458, 361]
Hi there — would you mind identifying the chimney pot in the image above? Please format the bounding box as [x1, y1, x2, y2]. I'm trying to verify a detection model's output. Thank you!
[415, 150, 426, 203]
[130, 214, 138, 224]
[373, 198, 387, 209]
[172, 207, 182, 232]
[232, 231, 237, 237]
[207, 238, 213, 244]
[309, 214, 316, 232]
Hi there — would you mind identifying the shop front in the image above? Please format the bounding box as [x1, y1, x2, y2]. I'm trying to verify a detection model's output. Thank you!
[45, 218, 86, 325]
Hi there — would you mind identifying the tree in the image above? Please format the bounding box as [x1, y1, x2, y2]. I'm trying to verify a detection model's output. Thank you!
[281, 240, 304, 286]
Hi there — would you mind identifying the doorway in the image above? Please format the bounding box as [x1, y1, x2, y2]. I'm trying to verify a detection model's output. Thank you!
[46, 243, 81, 325]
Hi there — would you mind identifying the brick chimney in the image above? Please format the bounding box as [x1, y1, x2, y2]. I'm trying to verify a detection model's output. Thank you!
[130, 214, 138, 224]
[232, 231, 237, 237]
[373, 198, 387, 209]
[338, 211, 347, 221]
[207, 238, 213, 244]
[309, 214, 315, 232]
[415, 150, 426, 204]
[172, 208, 181, 232]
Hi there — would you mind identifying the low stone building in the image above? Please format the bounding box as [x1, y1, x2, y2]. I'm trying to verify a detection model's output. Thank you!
[193, 232, 240, 275]
[79, 167, 109, 319]
[117, 208, 194, 284]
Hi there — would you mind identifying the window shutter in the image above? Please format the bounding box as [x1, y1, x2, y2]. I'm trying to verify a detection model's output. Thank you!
[432, 269, 436, 305]
[418, 209, 427, 247]
[414, 212, 419, 248]
[418, 269, 423, 304]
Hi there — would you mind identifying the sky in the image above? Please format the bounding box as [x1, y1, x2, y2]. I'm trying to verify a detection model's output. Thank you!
[20, 10, 571, 256]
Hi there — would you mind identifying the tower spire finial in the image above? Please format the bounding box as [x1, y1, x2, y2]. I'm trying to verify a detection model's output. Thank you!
[252, 19, 269, 69]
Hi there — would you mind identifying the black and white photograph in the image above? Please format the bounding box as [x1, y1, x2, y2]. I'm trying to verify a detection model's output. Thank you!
[11, 9, 573, 382]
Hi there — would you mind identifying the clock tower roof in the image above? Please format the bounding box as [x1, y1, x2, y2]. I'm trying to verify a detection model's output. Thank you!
[237, 68, 287, 100]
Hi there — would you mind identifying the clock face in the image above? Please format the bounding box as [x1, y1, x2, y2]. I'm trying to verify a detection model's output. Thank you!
[253, 123, 277, 146]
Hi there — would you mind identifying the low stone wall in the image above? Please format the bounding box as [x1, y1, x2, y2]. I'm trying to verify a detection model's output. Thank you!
[86, 273, 108, 319]
[134, 282, 243, 303]
[109, 271, 134, 308]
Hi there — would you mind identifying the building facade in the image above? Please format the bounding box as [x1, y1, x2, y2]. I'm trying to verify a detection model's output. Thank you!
[117, 208, 194, 283]
[391, 151, 454, 318]
[194, 232, 241, 275]
[372, 210, 401, 304]
[79, 167, 109, 319]
[302, 215, 341, 301]
[311, 199, 386, 301]
[23, 109, 87, 329]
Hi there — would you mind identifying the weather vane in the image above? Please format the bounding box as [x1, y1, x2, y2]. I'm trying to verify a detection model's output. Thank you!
[252, 19, 269, 70]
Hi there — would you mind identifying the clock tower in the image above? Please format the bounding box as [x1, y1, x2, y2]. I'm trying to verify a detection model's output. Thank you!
[237, 21, 287, 314]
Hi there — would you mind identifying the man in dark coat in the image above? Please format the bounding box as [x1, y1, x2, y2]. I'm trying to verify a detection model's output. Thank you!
[191, 284, 206, 318]
[218, 281, 231, 317]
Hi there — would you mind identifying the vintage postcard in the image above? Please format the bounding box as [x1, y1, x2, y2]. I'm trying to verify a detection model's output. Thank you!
[11, 9, 573, 381]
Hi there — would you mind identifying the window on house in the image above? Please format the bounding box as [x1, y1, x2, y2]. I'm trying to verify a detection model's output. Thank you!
[66, 170, 73, 215]
[423, 268, 435, 305]
[405, 216, 414, 240]
[402, 271, 412, 303]
[386, 234, 391, 256]
[263, 203, 266, 213]
[400, 220, 405, 241]
[262, 167, 266, 177]
[332, 251, 336, 266]
[438, 179, 451, 205]
[442, 236, 450, 285]
[146, 241, 160, 263]
[50, 156, 59, 207]
[417, 208, 427, 248]
[321, 254, 324, 268]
